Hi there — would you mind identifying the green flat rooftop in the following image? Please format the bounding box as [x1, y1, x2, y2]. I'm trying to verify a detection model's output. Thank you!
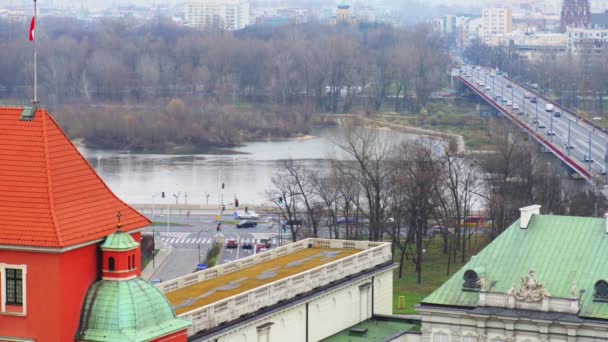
[320, 317, 420, 342]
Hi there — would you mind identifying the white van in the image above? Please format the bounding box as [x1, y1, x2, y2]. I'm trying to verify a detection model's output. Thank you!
[545, 104, 554, 112]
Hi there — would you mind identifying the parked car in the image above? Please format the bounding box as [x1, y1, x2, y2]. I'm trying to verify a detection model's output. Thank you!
[235, 211, 259, 220]
[237, 220, 257, 228]
[226, 238, 238, 248]
[242, 239, 253, 249]
[337, 217, 358, 224]
[259, 238, 272, 248]
[257, 245, 268, 253]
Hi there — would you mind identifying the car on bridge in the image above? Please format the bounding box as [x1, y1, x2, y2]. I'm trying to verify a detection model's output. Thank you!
[502, 98, 508, 103]
[554, 111, 561, 117]
[485, 86, 491, 92]
[545, 104, 554, 112]
[495, 96, 502, 101]
[506, 84, 512, 88]
[524, 93, 531, 99]
[547, 130, 556, 136]
[584, 155, 594, 163]
[530, 97, 538, 103]
[538, 122, 546, 129]
[506, 101, 512, 107]
[513, 104, 519, 110]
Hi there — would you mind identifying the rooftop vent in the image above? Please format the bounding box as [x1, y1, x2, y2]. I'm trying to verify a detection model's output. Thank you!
[519, 204, 541, 229]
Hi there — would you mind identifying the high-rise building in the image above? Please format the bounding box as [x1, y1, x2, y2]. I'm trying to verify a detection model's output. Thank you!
[481, 8, 513, 42]
[561, 0, 591, 31]
[185, 0, 250, 31]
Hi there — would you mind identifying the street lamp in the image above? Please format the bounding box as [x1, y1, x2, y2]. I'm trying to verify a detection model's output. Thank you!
[535, 100, 539, 131]
[196, 229, 207, 264]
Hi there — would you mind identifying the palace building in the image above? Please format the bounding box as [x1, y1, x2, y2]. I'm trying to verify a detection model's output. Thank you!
[0, 107, 189, 342]
[418, 205, 608, 342]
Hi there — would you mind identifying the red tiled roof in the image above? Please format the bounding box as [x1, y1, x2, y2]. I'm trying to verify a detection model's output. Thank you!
[0, 107, 151, 248]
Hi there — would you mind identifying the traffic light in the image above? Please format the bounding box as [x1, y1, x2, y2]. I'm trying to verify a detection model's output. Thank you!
[161, 192, 165, 198]
[235, 199, 239, 208]
[222, 183, 225, 189]
[278, 196, 283, 205]
[222, 205, 226, 212]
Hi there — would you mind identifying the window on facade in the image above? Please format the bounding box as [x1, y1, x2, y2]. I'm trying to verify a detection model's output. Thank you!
[433, 332, 448, 342]
[463, 336, 477, 342]
[594, 280, 608, 302]
[109, 257, 115, 271]
[463, 270, 480, 291]
[5, 268, 23, 305]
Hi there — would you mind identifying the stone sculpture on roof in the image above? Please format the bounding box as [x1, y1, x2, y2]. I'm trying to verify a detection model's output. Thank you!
[514, 268, 551, 302]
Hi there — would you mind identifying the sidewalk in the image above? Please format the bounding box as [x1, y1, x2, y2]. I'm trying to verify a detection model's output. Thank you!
[142, 239, 173, 280]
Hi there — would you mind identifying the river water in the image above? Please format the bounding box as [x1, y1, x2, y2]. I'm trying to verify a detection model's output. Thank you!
[79, 126, 415, 205]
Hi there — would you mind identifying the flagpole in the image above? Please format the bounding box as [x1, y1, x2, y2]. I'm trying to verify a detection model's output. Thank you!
[33, 0, 38, 108]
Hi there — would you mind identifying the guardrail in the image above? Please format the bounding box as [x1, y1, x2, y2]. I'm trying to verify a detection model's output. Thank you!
[157, 238, 392, 336]
[459, 76, 591, 180]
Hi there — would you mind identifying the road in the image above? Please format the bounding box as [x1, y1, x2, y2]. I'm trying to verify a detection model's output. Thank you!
[461, 65, 608, 182]
[144, 213, 284, 281]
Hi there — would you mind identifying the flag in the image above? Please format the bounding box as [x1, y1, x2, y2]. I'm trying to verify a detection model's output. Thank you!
[29, 16, 35, 42]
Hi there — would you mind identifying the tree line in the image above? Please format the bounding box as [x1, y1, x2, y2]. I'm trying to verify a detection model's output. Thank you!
[267, 122, 601, 284]
[0, 17, 448, 150]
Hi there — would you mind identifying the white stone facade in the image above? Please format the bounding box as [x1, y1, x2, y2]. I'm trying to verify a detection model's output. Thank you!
[418, 304, 608, 342]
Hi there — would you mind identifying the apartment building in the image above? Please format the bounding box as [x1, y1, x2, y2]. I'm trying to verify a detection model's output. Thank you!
[185, 0, 250, 31]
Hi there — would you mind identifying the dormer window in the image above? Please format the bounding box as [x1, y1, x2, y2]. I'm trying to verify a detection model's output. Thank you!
[594, 280, 608, 302]
[463, 270, 480, 291]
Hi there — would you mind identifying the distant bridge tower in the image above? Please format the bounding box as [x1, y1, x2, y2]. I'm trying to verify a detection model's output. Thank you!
[561, 0, 591, 32]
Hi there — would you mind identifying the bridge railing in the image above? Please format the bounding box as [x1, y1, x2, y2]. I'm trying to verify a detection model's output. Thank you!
[157, 238, 392, 336]
[459, 75, 591, 180]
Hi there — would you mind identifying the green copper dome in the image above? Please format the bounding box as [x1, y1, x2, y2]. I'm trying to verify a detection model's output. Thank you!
[100, 231, 139, 251]
[77, 278, 191, 341]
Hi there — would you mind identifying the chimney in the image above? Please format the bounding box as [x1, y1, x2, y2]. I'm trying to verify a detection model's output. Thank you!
[519, 204, 541, 229]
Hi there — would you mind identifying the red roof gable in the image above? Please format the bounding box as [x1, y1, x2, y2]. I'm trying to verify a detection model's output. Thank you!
[0, 107, 151, 248]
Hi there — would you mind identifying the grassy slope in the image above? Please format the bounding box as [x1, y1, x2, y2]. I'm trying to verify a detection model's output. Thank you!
[392, 233, 491, 314]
